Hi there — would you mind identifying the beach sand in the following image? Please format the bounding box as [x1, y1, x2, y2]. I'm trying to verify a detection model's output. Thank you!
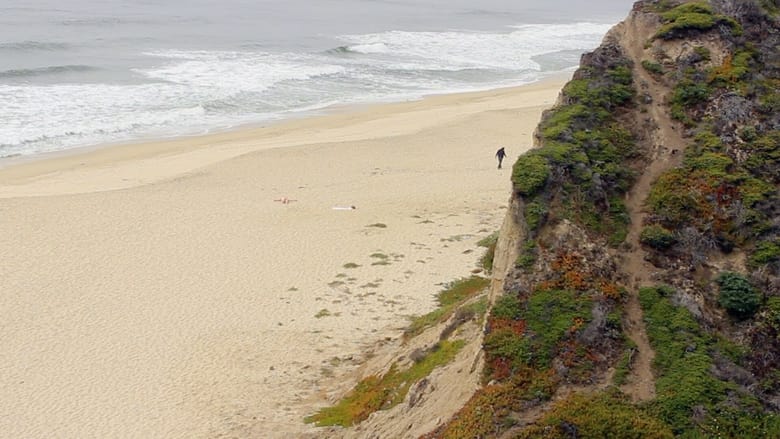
[0, 78, 565, 438]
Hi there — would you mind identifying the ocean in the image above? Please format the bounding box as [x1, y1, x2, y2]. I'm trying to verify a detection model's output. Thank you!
[0, 0, 635, 158]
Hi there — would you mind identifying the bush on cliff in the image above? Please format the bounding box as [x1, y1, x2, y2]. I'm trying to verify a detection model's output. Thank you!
[512, 153, 550, 197]
[717, 272, 761, 319]
[655, 2, 742, 40]
[640, 224, 677, 250]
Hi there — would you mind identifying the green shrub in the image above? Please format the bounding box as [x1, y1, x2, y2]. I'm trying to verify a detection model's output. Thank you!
[672, 79, 711, 107]
[483, 327, 533, 371]
[524, 201, 547, 231]
[693, 45, 711, 61]
[760, 91, 780, 113]
[613, 340, 637, 386]
[484, 289, 592, 372]
[490, 293, 522, 320]
[683, 151, 733, 177]
[655, 2, 742, 39]
[642, 59, 664, 75]
[640, 224, 677, 250]
[523, 289, 591, 368]
[519, 389, 674, 439]
[751, 241, 780, 266]
[760, 0, 780, 14]
[516, 240, 537, 269]
[512, 154, 550, 196]
[639, 286, 729, 434]
[405, 276, 489, 338]
[433, 369, 557, 438]
[670, 78, 710, 125]
[647, 169, 703, 226]
[478, 232, 499, 273]
[741, 125, 758, 142]
[693, 129, 722, 152]
[717, 272, 761, 319]
[657, 10, 716, 39]
[662, 1, 713, 17]
[529, 61, 637, 242]
[709, 49, 756, 87]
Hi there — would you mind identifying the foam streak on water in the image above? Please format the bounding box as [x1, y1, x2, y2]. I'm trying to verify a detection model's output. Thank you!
[0, 0, 627, 158]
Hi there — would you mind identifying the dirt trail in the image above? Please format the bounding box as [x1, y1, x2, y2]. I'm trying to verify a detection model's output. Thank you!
[612, 12, 687, 402]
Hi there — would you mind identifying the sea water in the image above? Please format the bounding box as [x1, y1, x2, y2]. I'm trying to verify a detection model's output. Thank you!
[0, 0, 634, 158]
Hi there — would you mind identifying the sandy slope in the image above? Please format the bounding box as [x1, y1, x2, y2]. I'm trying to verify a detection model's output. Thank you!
[0, 78, 564, 438]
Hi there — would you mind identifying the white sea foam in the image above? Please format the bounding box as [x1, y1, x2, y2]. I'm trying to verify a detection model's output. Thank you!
[339, 22, 613, 71]
[0, 83, 231, 156]
[0, 21, 615, 158]
[137, 50, 346, 92]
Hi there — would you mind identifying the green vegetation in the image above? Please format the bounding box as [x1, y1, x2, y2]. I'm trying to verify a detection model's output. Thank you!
[523, 289, 592, 367]
[432, 4, 780, 436]
[612, 340, 637, 386]
[477, 231, 499, 248]
[315, 308, 332, 318]
[518, 389, 674, 439]
[483, 289, 592, 376]
[760, 0, 780, 15]
[670, 78, 710, 125]
[512, 154, 550, 196]
[716, 272, 761, 319]
[646, 129, 778, 258]
[461, 296, 489, 320]
[640, 286, 728, 432]
[645, 6, 778, 263]
[425, 369, 558, 439]
[523, 200, 547, 232]
[477, 231, 499, 273]
[639, 224, 676, 250]
[751, 240, 780, 266]
[405, 276, 489, 338]
[708, 49, 756, 87]
[640, 286, 780, 436]
[694, 45, 711, 61]
[642, 59, 664, 75]
[510, 53, 636, 244]
[655, 2, 742, 40]
[305, 340, 464, 427]
[515, 240, 536, 269]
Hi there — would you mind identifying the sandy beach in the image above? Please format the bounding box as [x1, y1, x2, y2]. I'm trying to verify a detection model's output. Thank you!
[0, 78, 565, 438]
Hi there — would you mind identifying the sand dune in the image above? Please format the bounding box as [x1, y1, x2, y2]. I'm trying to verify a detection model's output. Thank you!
[0, 78, 564, 438]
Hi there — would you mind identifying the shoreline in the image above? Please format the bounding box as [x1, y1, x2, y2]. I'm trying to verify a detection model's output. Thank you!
[0, 74, 569, 197]
[0, 72, 573, 172]
[0, 75, 566, 438]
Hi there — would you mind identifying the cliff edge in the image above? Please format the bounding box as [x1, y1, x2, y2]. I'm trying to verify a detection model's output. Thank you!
[310, 1, 780, 437]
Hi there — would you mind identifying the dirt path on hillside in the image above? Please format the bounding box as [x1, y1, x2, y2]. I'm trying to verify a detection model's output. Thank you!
[613, 13, 687, 402]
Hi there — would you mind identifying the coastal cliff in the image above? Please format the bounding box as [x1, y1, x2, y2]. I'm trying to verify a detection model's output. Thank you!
[310, 1, 780, 437]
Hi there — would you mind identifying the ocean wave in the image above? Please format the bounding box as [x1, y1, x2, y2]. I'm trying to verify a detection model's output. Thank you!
[60, 16, 154, 27]
[0, 21, 615, 158]
[0, 81, 216, 156]
[345, 42, 390, 54]
[137, 50, 345, 92]
[325, 46, 357, 55]
[336, 22, 613, 71]
[0, 41, 70, 52]
[0, 65, 98, 79]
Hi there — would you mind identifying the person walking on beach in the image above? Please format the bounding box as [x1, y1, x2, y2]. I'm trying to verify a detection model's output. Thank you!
[495, 147, 507, 169]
